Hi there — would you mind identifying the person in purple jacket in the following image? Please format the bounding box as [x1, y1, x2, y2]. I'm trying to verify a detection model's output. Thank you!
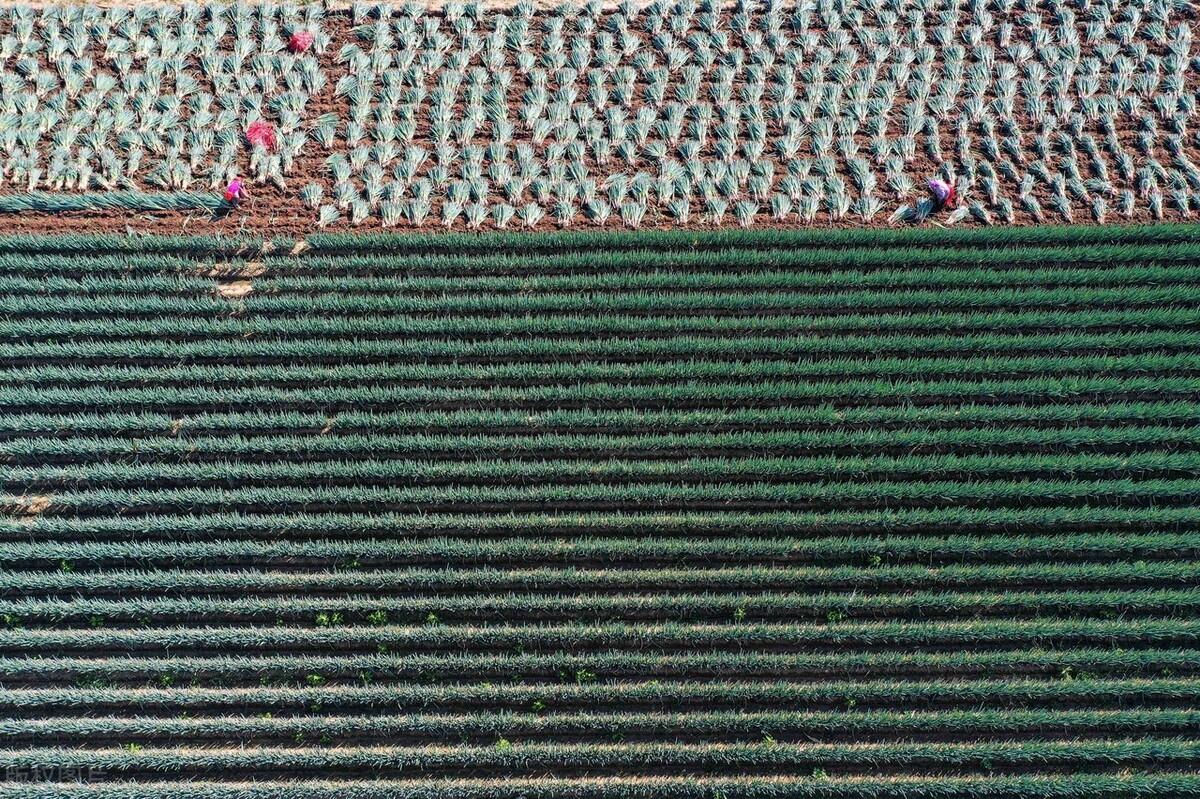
[928, 178, 957, 210]
[224, 179, 244, 205]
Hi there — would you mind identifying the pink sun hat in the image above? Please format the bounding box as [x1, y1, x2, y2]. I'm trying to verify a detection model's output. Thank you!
[289, 30, 315, 53]
[246, 120, 277, 151]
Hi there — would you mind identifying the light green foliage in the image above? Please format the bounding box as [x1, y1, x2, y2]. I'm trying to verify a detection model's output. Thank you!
[0, 3, 326, 195]
[10, 0, 1190, 226]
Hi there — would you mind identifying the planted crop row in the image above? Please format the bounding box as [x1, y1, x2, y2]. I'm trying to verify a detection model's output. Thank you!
[0, 774, 1196, 799]
[8, 477, 1198, 516]
[9, 263, 1200, 300]
[3, 531, 1195, 568]
[5, 562, 1197, 598]
[8, 307, 1197, 346]
[9, 284, 1200, 316]
[3, 708, 1198, 745]
[11, 240, 1200, 279]
[3, 587, 1196, 626]
[7, 504, 1196, 541]
[295, 223, 1200, 255]
[10, 241, 1200, 282]
[2, 739, 1198, 778]
[4, 353, 1196, 387]
[3, 400, 1197, 437]
[5, 676, 1197, 714]
[3, 618, 1199, 656]
[7, 453, 1200, 491]
[3, 376, 1197, 412]
[9, 426, 1193, 464]
[0, 222, 1193, 259]
[9, 331, 1200, 372]
[2, 647, 1194, 687]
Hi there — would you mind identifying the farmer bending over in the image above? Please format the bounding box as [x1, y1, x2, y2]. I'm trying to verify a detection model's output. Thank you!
[927, 178, 957, 210]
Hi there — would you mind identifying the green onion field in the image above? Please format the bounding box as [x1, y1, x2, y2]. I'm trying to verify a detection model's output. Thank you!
[0, 224, 1197, 796]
